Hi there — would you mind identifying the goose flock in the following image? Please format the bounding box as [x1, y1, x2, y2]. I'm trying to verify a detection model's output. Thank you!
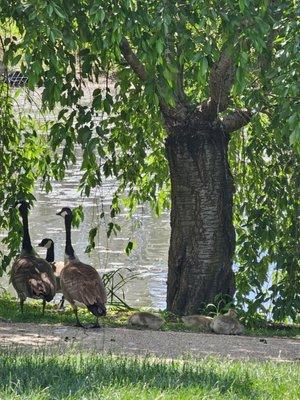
[10, 200, 107, 328]
[9, 200, 245, 335]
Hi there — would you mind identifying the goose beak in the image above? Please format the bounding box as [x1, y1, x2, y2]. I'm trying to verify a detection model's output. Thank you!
[56, 211, 61, 216]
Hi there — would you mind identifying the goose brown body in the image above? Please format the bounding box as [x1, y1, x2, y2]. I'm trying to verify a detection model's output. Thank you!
[11, 254, 56, 302]
[10, 201, 56, 312]
[57, 206, 107, 327]
[60, 260, 107, 316]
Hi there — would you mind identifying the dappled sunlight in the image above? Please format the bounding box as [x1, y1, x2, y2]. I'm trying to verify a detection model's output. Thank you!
[0, 325, 60, 348]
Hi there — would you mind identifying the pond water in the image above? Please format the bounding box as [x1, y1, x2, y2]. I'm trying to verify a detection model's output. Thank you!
[1, 154, 170, 309]
[43, 174, 170, 309]
[0, 83, 170, 309]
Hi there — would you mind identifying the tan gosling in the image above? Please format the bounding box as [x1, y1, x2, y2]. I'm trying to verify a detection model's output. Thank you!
[182, 315, 213, 331]
[128, 312, 164, 330]
[210, 309, 244, 335]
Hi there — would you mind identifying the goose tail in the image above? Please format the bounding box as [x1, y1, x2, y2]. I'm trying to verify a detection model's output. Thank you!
[87, 301, 107, 317]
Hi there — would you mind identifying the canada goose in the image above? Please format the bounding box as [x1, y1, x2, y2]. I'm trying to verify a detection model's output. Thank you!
[128, 312, 164, 330]
[56, 207, 107, 328]
[210, 309, 244, 335]
[10, 201, 56, 314]
[38, 238, 65, 310]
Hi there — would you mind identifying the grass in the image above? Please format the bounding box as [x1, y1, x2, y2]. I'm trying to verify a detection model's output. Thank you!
[0, 293, 299, 399]
[0, 292, 299, 338]
[0, 350, 299, 400]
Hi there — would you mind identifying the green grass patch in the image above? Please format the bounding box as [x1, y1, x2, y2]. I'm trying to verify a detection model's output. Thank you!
[0, 292, 299, 338]
[0, 291, 132, 327]
[0, 351, 299, 400]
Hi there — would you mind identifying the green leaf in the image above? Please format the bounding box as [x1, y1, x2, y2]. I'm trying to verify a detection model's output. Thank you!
[52, 5, 67, 20]
[72, 206, 84, 228]
[156, 38, 164, 55]
[125, 241, 135, 255]
[11, 54, 22, 66]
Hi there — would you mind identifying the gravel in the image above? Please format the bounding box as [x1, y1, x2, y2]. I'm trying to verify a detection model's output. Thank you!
[0, 322, 299, 362]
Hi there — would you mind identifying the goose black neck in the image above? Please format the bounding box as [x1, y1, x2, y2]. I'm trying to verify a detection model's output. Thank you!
[46, 243, 55, 263]
[64, 214, 75, 259]
[20, 208, 33, 253]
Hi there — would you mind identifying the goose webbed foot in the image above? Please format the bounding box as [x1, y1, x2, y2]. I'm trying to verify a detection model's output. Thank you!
[90, 323, 101, 329]
[75, 321, 86, 329]
[89, 317, 101, 329]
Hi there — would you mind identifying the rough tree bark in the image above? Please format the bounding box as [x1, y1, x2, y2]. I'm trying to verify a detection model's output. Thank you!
[164, 115, 236, 315]
[120, 39, 252, 315]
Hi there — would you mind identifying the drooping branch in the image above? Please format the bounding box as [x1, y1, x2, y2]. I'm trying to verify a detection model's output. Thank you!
[220, 108, 253, 133]
[119, 38, 148, 82]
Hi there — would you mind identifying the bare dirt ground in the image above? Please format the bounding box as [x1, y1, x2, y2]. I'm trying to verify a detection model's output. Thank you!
[0, 322, 299, 362]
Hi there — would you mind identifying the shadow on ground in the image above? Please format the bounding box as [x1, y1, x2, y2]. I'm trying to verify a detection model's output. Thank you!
[0, 352, 269, 399]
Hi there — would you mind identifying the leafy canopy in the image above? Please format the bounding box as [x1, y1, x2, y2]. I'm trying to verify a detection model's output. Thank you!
[0, 0, 299, 320]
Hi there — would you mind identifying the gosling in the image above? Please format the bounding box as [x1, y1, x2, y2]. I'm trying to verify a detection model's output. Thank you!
[210, 309, 244, 335]
[128, 312, 164, 330]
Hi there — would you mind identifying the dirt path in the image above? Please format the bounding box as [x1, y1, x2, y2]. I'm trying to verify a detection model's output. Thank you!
[0, 322, 299, 362]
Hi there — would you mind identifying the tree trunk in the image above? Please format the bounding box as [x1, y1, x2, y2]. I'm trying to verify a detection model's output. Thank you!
[165, 117, 236, 315]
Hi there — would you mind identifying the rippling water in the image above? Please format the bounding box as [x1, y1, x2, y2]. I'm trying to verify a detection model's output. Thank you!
[2, 154, 170, 309]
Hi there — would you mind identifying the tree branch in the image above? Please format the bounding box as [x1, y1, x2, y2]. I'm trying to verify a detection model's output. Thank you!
[220, 108, 253, 133]
[119, 38, 148, 82]
[119, 37, 188, 122]
[209, 49, 235, 116]
[197, 49, 235, 120]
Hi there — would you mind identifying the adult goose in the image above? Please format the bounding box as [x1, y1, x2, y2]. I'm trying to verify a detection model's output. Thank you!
[10, 201, 56, 314]
[38, 238, 65, 310]
[56, 207, 107, 328]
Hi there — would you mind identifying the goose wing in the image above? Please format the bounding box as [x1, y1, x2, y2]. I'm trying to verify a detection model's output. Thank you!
[61, 261, 107, 306]
[11, 255, 56, 301]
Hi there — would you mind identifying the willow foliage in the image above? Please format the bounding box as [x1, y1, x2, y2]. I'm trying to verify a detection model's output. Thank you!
[0, 0, 299, 320]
